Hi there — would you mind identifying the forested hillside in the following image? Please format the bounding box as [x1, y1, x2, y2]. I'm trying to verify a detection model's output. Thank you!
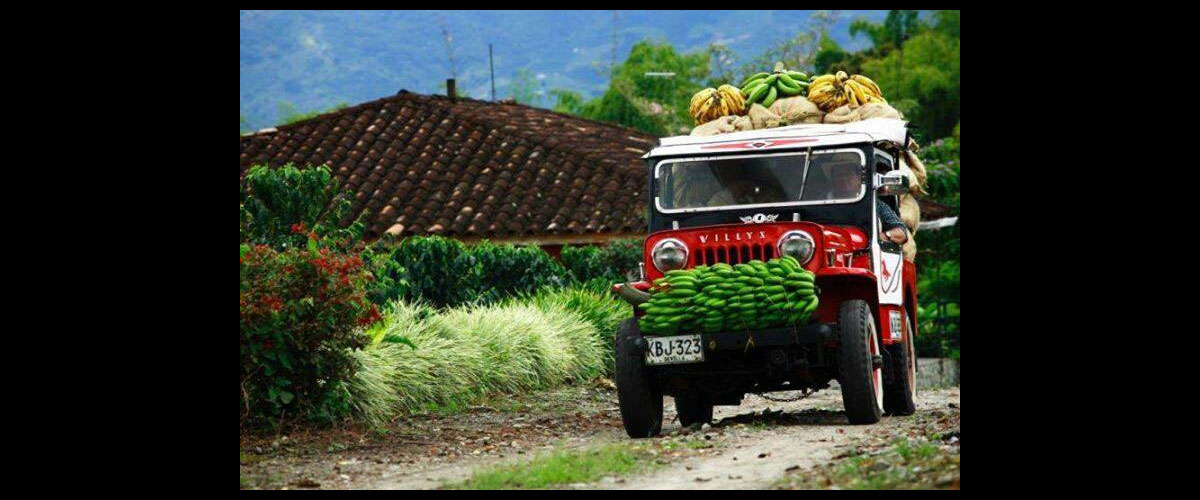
[239, 10, 888, 131]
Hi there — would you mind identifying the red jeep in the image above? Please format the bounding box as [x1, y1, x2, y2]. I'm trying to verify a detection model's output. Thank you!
[612, 119, 919, 438]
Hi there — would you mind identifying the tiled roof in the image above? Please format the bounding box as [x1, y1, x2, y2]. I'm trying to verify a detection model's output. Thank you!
[239, 91, 952, 241]
[240, 90, 657, 240]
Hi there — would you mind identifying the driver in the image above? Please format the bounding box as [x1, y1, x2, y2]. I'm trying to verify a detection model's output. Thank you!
[824, 161, 909, 245]
[706, 166, 783, 206]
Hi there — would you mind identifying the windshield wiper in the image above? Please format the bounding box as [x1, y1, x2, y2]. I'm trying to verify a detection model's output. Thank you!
[797, 146, 813, 201]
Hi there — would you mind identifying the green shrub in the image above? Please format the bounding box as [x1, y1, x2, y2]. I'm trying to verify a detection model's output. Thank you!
[470, 241, 569, 304]
[240, 163, 363, 250]
[391, 235, 483, 308]
[561, 238, 643, 284]
[240, 242, 380, 427]
[365, 236, 642, 309]
[361, 245, 411, 309]
[915, 260, 959, 357]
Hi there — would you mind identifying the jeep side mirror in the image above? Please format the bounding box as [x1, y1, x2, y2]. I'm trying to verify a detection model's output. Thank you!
[876, 170, 909, 196]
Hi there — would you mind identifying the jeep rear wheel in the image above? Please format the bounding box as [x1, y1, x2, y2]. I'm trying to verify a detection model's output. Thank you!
[883, 339, 917, 416]
[674, 393, 713, 427]
[837, 300, 883, 424]
[615, 318, 663, 438]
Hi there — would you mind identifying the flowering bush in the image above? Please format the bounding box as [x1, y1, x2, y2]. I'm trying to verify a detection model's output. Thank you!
[240, 241, 380, 427]
[239, 163, 364, 251]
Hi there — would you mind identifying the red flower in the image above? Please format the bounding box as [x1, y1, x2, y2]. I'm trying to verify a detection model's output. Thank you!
[290, 222, 308, 235]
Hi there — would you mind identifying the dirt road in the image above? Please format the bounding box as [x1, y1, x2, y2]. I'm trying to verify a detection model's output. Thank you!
[240, 382, 959, 490]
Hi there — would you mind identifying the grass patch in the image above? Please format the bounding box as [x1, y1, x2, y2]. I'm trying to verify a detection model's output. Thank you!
[445, 442, 656, 490]
[773, 438, 959, 490]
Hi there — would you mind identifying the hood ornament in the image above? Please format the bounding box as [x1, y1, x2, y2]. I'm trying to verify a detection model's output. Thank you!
[740, 213, 779, 224]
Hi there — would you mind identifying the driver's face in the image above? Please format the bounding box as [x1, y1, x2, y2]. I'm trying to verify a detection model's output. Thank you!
[833, 166, 860, 196]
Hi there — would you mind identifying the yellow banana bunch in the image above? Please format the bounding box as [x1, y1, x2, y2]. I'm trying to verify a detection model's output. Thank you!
[689, 84, 747, 125]
[805, 71, 887, 112]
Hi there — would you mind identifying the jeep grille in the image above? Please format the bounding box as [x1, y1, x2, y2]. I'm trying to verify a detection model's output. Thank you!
[694, 243, 776, 266]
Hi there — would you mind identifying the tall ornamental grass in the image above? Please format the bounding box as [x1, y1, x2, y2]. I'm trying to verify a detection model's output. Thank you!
[347, 296, 616, 428]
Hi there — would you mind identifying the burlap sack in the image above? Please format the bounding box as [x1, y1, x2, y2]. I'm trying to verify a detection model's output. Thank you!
[856, 102, 904, 120]
[732, 115, 754, 132]
[748, 104, 785, 129]
[822, 104, 861, 124]
[690, 115, 738, 136]
[899, 193, 920, 233]
[768, 96, 824, 124]
[899, 151, 928, 196]
[903, 232, 917, 262]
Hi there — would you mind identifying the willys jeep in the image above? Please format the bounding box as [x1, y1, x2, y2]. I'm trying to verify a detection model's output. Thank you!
[611, 118, 919, 438]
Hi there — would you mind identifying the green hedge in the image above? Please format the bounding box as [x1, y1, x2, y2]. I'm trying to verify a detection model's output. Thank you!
[366, 236, 643, 309]
[561, 239, 642, 284]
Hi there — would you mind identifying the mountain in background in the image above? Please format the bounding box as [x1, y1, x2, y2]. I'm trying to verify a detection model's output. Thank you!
[240, 10, 888, 131]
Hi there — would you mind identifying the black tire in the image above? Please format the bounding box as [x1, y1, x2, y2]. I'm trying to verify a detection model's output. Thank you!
[883, 341, 916, 416]
[615, 318, 663, 438]
[837, 300, 883, 424]
[674, 393, 714, 427]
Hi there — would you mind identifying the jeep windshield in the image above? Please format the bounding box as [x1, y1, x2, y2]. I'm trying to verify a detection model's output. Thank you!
[654, 150, 866, 213]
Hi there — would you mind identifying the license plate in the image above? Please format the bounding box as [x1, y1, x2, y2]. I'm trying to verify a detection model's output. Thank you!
[644, 334, 705, 365]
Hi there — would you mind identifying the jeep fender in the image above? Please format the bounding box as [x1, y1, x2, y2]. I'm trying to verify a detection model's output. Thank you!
[815, 267, 881, 334]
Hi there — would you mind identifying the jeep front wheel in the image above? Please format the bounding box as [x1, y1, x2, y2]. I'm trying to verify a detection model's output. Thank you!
[837, 300, 883, 424]
[615, 318, 663, 438]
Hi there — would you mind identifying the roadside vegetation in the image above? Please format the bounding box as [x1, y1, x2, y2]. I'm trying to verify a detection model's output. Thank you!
[772, 437, 960, 490]
[348, 297, 614, 428]
[445, 442, 655, 489]
[241, 164, 635, 430]
[444, 433, 720, 490]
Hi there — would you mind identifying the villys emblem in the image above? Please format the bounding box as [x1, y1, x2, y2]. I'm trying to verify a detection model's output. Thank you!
[740, 213, 779, 224]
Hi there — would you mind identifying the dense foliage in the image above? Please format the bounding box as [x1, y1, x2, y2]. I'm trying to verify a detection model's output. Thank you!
[913, 134, 960, 357]
[815, 10, 960, 141]
[369, 236, 642, 309]
[560, 239, 642, 284]
[239, 163, 363, 249]
[239, 241, 381, 427]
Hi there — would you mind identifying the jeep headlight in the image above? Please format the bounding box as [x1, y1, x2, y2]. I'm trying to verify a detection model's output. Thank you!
[777, 230, 815, 264]
[651, 238, 688, 272]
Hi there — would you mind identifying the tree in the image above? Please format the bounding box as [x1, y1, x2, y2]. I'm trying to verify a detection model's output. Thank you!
[509, 68, 542, 106]
[554, 40, 710, 135]
[812, 32, 857, 75]
[577, 79, 668, 135]
[276, 101, 348, 127]
[849, 10, 924, 52]
[860, 28, 959, 139]
[549, 89, 585, 114]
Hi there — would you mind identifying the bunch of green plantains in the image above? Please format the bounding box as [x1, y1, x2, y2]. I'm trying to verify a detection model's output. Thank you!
[638, 256, 818, 335]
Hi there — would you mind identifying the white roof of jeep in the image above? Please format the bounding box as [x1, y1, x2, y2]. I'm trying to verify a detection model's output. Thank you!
[644, 118, 908, 159]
